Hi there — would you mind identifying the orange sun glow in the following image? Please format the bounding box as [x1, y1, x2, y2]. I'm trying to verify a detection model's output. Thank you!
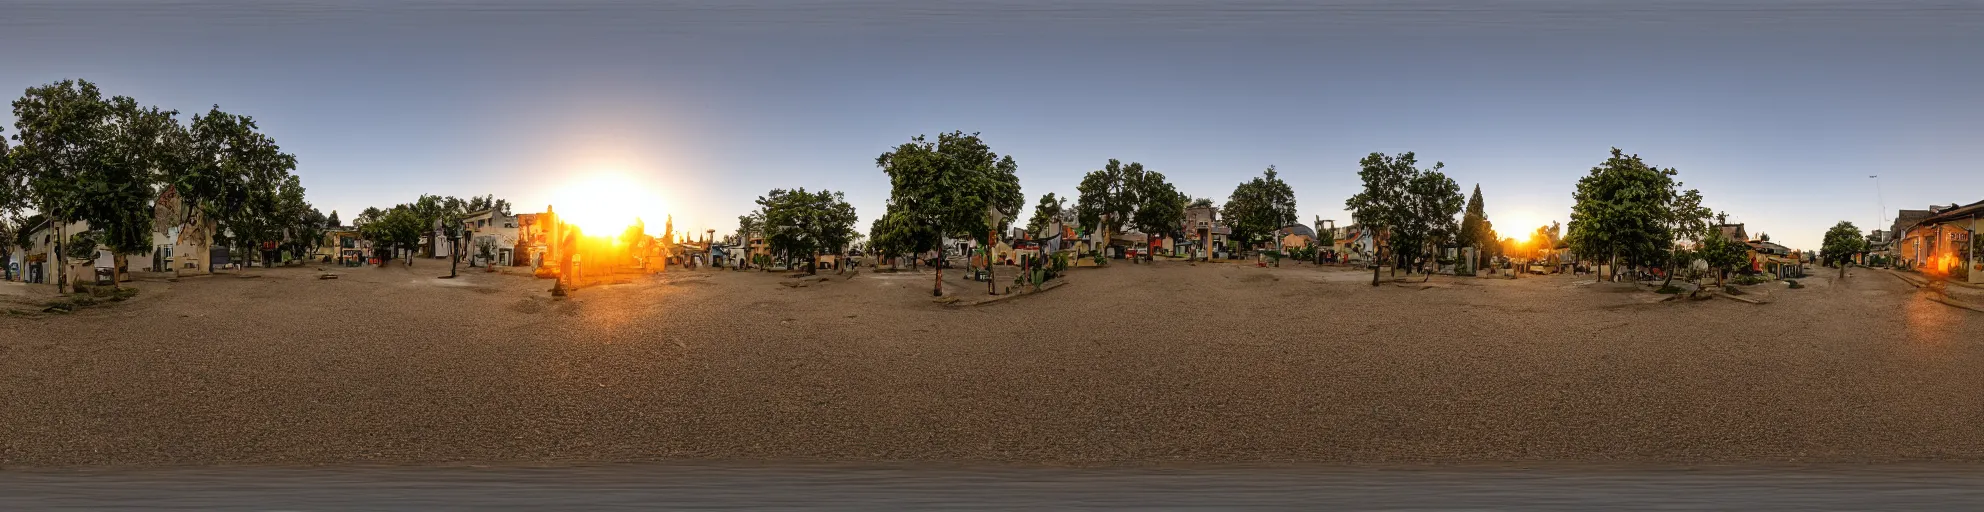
[551, 172, 667, 236]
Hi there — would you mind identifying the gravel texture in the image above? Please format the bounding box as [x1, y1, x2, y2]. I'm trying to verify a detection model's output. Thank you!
[1, 261, 1980, 467]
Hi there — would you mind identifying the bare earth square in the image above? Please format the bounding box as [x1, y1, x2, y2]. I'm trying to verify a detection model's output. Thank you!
[1, 263, 1979, 467]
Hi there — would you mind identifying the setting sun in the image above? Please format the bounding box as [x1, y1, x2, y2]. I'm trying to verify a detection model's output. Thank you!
[1497, 210, 1551, 235]
[551, 172, 667, 236]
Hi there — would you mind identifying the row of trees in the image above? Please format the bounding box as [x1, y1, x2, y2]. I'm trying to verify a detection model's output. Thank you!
[352, 193, 510, 277]
[0, 79, 314, 292]
[860, 131, 1307, 295]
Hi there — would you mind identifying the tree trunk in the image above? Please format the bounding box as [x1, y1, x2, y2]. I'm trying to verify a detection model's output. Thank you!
[988, 241, 999, 293]
[1370, 245, 1383, 287]
[1838, 260, 1846, 280]
[932, 246, 945, 297]
[54, 223, 69, 294]
[449, 240, 459, 277]
[810, 249, 819, 275]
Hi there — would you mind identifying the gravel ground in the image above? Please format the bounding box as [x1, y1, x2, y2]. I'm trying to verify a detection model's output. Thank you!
[1, 260, 1980, 467]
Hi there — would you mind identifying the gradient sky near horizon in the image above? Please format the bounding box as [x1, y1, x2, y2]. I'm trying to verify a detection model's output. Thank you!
[5, 0, 1980, 249]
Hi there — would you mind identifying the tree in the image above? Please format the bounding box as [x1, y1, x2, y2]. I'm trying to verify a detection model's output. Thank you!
[1565, 148, 1697, 283]
[1075, 159, 1139, 247]
[1187, 197, 1214, 209]
[1696, 222, 1750, 288]
[1457, 184, 1497, 271]
[10, 79, 117, 292]
[1025, 192, 1065, 237]
[183, 105, 297, 271]
[1128, 170, 1186, 262]
[755, 188, 858, 275]
[1820, 221, 1866, 279]
[1346, 153, 1429, 286]
[875, 131, 1022, 296]
[466, 194, 511, 215]
[1658, 189, 1711, 289]
[1222, 165, 1297, 258]
[1400, 169, 1463, 280]
[734, 212, 762, 269]
[868, 205, 935, 270]
[326, 210, 340, 229]
[436, 196, 470, 276]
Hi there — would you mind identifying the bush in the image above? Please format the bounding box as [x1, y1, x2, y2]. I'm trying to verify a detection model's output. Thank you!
[1092, 254, 1107, 266]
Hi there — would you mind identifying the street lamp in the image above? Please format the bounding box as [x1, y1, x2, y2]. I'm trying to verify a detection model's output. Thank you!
[1870, 175, 1887, 231]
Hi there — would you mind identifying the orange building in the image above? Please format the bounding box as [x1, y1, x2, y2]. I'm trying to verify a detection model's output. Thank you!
[1893, 200, 1981, 283]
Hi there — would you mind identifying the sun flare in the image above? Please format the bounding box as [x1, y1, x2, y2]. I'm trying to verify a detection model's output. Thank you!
[551, 172, 665, 236]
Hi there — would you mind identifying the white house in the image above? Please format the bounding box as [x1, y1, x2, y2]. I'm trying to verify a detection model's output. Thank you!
[8, 219, 115, 287]
[462, 208, 520, 266]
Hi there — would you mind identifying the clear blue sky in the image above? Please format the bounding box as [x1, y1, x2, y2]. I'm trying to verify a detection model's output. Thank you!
[5, 0, 1980, 250]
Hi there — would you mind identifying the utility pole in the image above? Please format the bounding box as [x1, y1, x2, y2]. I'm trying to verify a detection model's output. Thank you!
[1870, 175, 1887, 231]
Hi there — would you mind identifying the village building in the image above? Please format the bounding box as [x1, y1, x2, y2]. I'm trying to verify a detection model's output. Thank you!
[1276, 224, 1317, 251]
[462, 208, 520, 266]
[1332, 224, 1377, 262]
[320, 229, 368, 267]
[1181, 205, 1231, 259]
[1892, 200, 1982, 283]
[6, 218, 114, 288]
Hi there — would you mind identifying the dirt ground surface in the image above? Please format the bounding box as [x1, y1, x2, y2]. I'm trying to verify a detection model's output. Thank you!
[2, 260, 1980, 468]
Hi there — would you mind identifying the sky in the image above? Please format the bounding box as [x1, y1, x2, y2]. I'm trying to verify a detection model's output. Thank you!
[3, 0, 1980, 250]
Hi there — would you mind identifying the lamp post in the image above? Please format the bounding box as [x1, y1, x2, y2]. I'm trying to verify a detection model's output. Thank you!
[1870, 175, 1887, 231]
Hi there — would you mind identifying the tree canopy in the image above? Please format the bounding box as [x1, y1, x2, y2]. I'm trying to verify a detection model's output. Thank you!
[1127, 169, 1187, 248]
[1346, 153, 1459, 270]
[875, 131, 1023, 246]
[1025, 192, 1065, 237]
[1820, 221, 1867, 266]
[1222, 165, 1297, 252]
[1565, 148, 1702, 275]
[1457, 184, 1496, 257]
[755, 188, 858, 274]
[1074, 159, 1139, 238]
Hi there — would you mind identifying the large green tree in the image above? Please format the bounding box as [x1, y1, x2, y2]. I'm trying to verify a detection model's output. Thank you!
[9, 79, 117, 292]
[875, 131, 1022, 296]
[1222, 165, 1297, 257]
[1565, 148, 1698, 283]
[1074, 159, 1139, 245]
[1127, 169, 1187, 262]
[1820, 220, 1866, 279]
[1399, 169, 1463, 280]
[1025, 192, 1064, 237]
[1346, 153, 1427, 285]
[183, 105, 298, 270]
[755, 188, 858, 275]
